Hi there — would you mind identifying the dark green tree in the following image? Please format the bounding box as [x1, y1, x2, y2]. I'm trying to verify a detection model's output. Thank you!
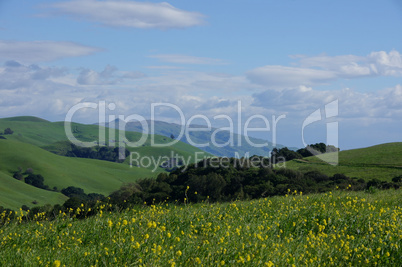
[4, 128, 13, 135]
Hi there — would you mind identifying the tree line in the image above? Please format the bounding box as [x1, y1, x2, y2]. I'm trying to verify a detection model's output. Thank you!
[63, 143, 130, 163]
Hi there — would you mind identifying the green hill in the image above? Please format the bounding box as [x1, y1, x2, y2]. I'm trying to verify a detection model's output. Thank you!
[285, 142, 402, 181]
[0, 171, 68, 210]
[0, 116, 211, 210]
[0, 140, 155, 209]
[0, 116, 211, 170]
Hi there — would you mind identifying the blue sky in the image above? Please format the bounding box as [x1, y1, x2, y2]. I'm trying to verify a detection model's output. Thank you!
[1, 0, 402, 150]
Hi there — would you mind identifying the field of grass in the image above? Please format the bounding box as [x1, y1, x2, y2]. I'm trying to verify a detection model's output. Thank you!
[0, 189, 400, 266]
[285, 143, 402, 181]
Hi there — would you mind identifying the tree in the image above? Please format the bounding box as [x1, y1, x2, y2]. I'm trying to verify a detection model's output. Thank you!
[170, 134, 175, 139]
[61, 186, 86, 198]
[25, 174, 47, 189]
[13, 172, 23, 180]
[4, 128, 13, 135]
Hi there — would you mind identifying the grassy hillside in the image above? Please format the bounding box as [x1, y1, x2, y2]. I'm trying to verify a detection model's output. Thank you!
[0, 116, 211, 170]
[0, 189, 401, 266]
[0, 171, 67, 210]
[285, 142, 402, 181]
[0, 140, 155, 208]
[0, 116, 211, 210]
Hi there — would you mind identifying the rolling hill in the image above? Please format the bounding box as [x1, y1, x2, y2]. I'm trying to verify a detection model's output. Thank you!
[0, 116, 211, 210]
[284, 142, 402, 181]
[0, 116, 211, 170]
[0, 139, 156, 209]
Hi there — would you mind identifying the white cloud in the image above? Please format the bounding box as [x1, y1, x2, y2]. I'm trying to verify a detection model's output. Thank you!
[252, 84, 402, 122]
[149, 54, 226, 65]
[77, 65, 118, 85]
[248, 50, 402, 88]
[0, 40, 100, 64]
[146, 65, 183, 70]
[367, 50, 402, 75]
[1, 58, 401, 149]
[378, 84, 402, 110]
[47, 0, 205, 29]
[247, 65, 336, 88]
[77, 65, 146, 85]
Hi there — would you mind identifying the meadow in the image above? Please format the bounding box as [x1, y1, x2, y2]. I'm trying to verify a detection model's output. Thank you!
[0, 189, 400, 266]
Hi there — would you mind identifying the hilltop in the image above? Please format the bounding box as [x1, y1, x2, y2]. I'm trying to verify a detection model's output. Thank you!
[285, 142, 402, 180]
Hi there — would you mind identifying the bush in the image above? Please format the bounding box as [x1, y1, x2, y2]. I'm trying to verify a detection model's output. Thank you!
[392, 175, 402, 183]
[21, 205, 30, 211]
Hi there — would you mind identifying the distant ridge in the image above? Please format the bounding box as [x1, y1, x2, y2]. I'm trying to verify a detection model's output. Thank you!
[101, 119, 289, 157]
[1, 116, 50, 123]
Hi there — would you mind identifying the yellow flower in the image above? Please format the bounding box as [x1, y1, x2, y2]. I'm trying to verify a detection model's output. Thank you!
[52, 260, 61, 267]
[176, 250, 182, 257]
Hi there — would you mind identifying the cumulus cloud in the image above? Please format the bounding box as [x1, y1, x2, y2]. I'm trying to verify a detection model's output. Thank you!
[46, 0, 205, 29]
[77, 65, 146, 85]
[0, 61, 67, 90]
[0, 40, 100, 64]
[149, 54, 226, 65]
[248, 50, 402, 88]
[252, 84, 402, 122]
[77, 65, 117, 85]
[1, 58, 401, 149]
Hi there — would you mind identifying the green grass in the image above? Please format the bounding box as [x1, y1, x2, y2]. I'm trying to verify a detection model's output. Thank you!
[0, 139, 154, 192]
[285, 143, 402, 181]
[0, 140, 156, 209]
[0, 189, 401, 266]
[0, 171, 68, 210]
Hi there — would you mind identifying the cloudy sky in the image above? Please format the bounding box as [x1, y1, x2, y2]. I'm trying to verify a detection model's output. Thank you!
[1, 0, 402, 150]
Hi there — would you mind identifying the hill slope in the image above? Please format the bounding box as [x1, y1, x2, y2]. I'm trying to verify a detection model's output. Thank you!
[0, 139, 155, 209]
[0, 116, 211, 170]
[285, 142, 402, 180]
[0, 171, 68, 210]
